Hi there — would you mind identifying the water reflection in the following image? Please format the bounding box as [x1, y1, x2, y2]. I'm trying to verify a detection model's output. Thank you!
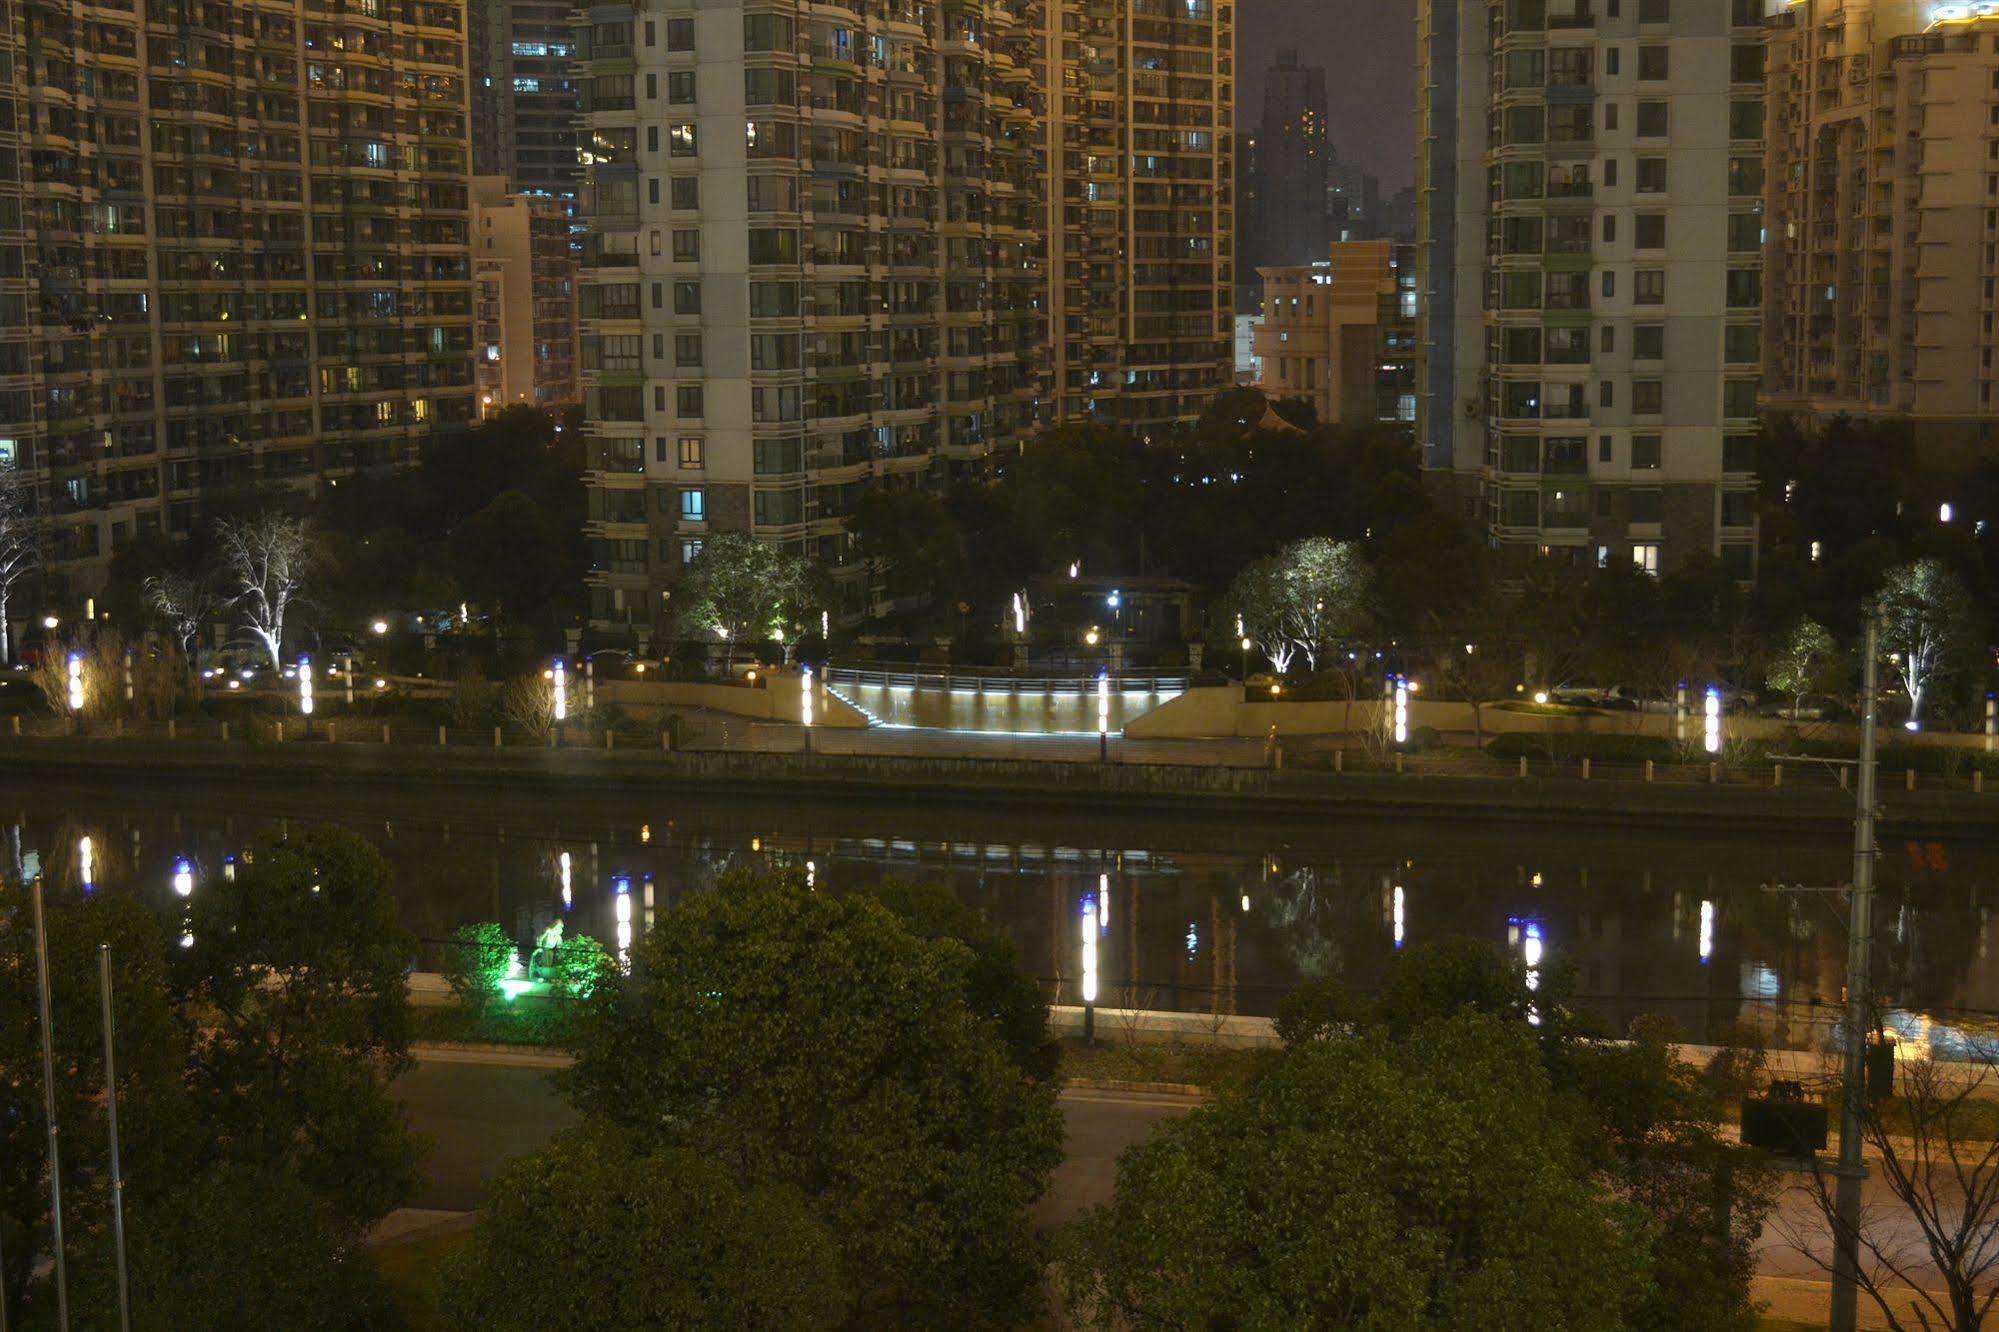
[8, 779, 1999, 1050]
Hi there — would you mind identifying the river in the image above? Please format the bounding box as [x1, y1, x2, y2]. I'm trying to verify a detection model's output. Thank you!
[7, 775, 1998, 1054]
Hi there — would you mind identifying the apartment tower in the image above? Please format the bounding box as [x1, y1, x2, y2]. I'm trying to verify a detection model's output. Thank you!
[1764, 0, 1999, 452]
[1047, 0, 1234, 432]
[469, 0, 581, 204]
[575, 0, 1048, 636]
[1248, 48, 1328, 269]
[5, 0, 476, 600]
[1255, 239, 1417, 430]
[576, 0, 1238, 636]
[1417, 0, 1767, 578]
[473, 175, 581, 412]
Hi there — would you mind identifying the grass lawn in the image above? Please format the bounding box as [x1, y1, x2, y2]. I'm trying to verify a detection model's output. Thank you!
[1057, 1036, 1272, 1089]
[374, 1227, 472, 1332]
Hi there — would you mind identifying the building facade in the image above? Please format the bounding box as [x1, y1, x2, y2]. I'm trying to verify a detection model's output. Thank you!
[5, 0, 476, 600]
[576, 0, 1050, 636]
[1255, 240, 1417, 430]
[473, 175, 580, 412]
[576, 0, 1237, 638]
[1763, 0, 1999, 453]
[468, 0, 581, 205]
[1417, 0, 1765, 579]
[1047, 0, 1235, 432]
[1247, 48, 1327, 269]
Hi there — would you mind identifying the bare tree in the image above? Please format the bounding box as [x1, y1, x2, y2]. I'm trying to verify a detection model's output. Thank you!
[0, 467, 41, 665]
[143, 570, 216, 663]
[1788, 1041, 1999, 1330]
[214, 513, 316, 671]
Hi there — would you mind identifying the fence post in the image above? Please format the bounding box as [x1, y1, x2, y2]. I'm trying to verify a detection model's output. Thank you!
[494, 726, 503, 749]
[662, 729, 673, 754]
[381, 723, 391, 745]
[606, 730, 614, 751]
[326, 721, 336, 743]
[437, 725, 447, 748]
[1978, 771, 1987, 795]
[1333, 748, 1343, 773]
[1644, 758, 1654, 783]
[1580, 757, 1590, 781]
[274, 720, 282, 743]
[220, 722, 230, 742]
[165, 719, 174, 741]
[9, 716, 17, 737]
[1394, 752, 1403, 775]
[1773, 762, 1783, 788]
[113, 717, 122, 738]
[1708, 762, 1719, 785]
[1840, 767, 1850, 791]
[1907, 768, 1917, 792]
[1518, 755, 1528, 779]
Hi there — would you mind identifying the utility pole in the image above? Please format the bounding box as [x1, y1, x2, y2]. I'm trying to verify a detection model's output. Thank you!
[1830, 613, 1882, 1332]
[30, 876, 68, 1329]
[98, 946, 130, 1332]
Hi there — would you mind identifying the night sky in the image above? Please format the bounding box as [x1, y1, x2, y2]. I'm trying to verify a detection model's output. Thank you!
[1239, 0, 1415, 191]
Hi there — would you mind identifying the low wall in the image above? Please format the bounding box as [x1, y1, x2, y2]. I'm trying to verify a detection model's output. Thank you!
[596, 675, 867, 728]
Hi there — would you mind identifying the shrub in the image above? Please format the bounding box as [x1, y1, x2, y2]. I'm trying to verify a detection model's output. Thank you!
[444, 922, 517, 1017]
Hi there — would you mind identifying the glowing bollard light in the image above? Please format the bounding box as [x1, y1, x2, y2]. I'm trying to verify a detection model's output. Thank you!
[1521, 921, 1544, 1025]
[78, 835, 94, 891]
[613, 874, 632, 970]
[801, 665, 814, 753]
[558, 850, 572, 909]
[1098, 872, 1110, 930]
[1097, 670, 1110, 762]
[1698, 899, 1715, 965]
[172, 858, 194, 898]
[1393, 677, 1410, 746]
[66, 652, 84, 714]
[297, 654, 314, 716]
[1079, 893, 1099, 1041]
[1704, 686, 1722, 755]
[1392, 885, 1406, 949]
[550, 659, 568, 723]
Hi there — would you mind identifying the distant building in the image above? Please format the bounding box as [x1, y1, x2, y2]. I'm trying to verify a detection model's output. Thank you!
[1235, 131, 1264, 313]
[1255, 241, 1417, 430]
[1381, 185, 1418, 243]
[472, 178, 581, 415]
[1250, 49, 1330, 269]
[1763, 0, 1999, 455]
[1417, 0, 1764, 579]
[1234, 314, 1265, 384]
[469, 0, 581, 209]
[1327, 159, 1382, 241]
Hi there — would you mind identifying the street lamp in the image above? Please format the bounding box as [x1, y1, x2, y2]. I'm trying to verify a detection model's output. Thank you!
[371, 618, 389, 636]
[1084, 626, 1100, 648]
[1079, 891, 1099, 1042]
[172, 858, 194, 898]
[41, 614, 57, 630]
[1240, 636, 1252, 680]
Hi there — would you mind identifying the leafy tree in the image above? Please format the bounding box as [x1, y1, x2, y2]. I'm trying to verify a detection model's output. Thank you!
[0, 892, 195, 1318]
[440, 1124, 845, 1331]
[1877, 558, 1981, 725]
[1221, 538, 1371, 676]
[178, 827, 424, 1233]
[449, 489, 573, 630]
[1062, 1012, 1654, 1329]
[567, 868, 1063, 1326]
[1766, 617, 1840, 720]
[847, 486, 964, 608]
[1270, 974, 1353, 1047]
[670, 533, 820, 672]
[857, 878, 1059, 1081]
[64, 1159, 394, 1331]
[443, 921, 518, 1017]
[214, 512, 317, 671]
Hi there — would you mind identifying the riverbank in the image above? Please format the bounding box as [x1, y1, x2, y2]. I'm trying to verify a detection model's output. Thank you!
[12, 729, 1999, 836]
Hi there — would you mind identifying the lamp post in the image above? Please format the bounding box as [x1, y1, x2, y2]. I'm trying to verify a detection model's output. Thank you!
[1080, 890, 1099, 1043]
[297, 654, 313, 730]
[1703, 686, 1722, 755]
[551, 659, 568, 725]
[1393, 676, 1409, 746]
[1240, 636, 1251, 681]
[1097, 669, 1110, 762]
[800, 664, 814, 754]
[66, 651, 83, 715]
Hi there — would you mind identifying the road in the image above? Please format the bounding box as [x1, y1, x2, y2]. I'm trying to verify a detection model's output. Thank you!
[392, 1050, 1948, 1327]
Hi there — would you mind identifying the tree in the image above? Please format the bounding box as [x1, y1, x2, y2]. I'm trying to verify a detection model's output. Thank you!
[1061, 1012, 1654, 1329]
[142, 569, 217, 664]
[214, 512, 317, 671]
[443, 921, 518, 1017]
[567, 868, 1064, 1326]
[178, 827, 424, 1233]
[857, 878, 1059, 1081]
[847, 486, 964, 609]
[1766, 617, 1840, 720]
[1221, 538, 1372, 676]
[440, 1124, 845, 1331]
[64, 1159, 393, 1331]
[1789, 1044, 1999, 1331]
[670, 533, 819, 673]
[0, 466, 40, 666]
[1878, 558, 1980, 725]
[449, 489, 574, 630]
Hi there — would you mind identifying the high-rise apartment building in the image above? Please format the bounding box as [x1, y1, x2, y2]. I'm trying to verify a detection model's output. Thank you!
[1255, 239, 1417, 429]
[1764, 0, 1999, 450]
[1417, 0, 1765, 578]
[469, 0, 580, 204]
[576, 0, 1236, 638]
[1048, 0, 1234, 432]
[5, 0, 476, 599]
[473, 175, 580, 413]
[1327, 157, 1381, 241]
[575, 0, 1048, 635]
[1247, 48, 1327, 268]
